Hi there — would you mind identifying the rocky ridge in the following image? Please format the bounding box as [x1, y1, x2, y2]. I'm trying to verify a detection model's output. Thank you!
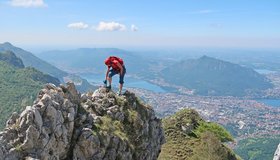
[0, 83, 165, 160]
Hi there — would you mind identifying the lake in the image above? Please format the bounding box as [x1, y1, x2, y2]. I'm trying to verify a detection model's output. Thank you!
[80, 74, 166, 93]
[254, 69, 276, 74]
[256, 99, 280, 108]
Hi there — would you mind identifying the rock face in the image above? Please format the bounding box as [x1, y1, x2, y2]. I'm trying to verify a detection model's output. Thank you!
[274, 143, 280, 160]
[0, 83, 165, 160]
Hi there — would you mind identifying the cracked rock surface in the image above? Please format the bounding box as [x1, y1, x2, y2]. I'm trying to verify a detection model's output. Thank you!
[0, 83, 165, 160]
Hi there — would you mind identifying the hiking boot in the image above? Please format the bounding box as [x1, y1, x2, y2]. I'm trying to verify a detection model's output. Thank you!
[106, 85, 111, 90]
[118, 90, 122, 96]
[103, 80, 107, 87]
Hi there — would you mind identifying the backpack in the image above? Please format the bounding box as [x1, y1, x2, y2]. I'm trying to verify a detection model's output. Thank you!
[105, 56, 124, 65]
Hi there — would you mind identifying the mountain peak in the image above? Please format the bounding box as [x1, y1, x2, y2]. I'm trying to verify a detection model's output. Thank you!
[0, 42, 14, 48]
[199, 55, 217, 61]
[3, 42, 13, 46]
[200, 55, 211, 59]
[0, 83, 165, 159]
[162, 56, 273, 96]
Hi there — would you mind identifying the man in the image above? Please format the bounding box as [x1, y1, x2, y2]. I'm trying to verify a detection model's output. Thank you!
[104, 56, 126, 95]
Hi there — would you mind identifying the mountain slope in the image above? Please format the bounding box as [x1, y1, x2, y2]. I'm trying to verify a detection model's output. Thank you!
[158, 109, 240, 160]
[0, 42, 67, 78]
[0, 42, 97, 92]
[0, 51, 60, 129]
[161, 56, 273, 96]
[0, 83, 165, 159]
[0, 50, 24, 68]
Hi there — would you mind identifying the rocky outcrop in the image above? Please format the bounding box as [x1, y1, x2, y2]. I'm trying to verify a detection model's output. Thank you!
[274, 143, 280, 160]
[0, 83, 165, 160]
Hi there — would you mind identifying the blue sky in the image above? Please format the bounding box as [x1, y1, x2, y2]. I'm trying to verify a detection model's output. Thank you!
[0, 0, 279, 50]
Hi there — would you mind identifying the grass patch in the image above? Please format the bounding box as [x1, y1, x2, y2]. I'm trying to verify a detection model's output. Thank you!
[15, 144, 22, 152]
[9, 119, 20, 130]
[127, 109, 138, 124]
[94, 116, 128, 141]
[193, 121, 234, 142]
[115, 96, 127, 107]
[190, 132, 238, 160]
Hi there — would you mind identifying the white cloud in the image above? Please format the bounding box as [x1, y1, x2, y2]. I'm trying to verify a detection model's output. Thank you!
[131, 24, 138, 32]
[96, 21, 126, 31]
[9, 0, 47, 8]
[67, 22, 89, 30]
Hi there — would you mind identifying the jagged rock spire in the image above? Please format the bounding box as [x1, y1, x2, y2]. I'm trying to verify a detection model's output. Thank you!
[0, 83, 165, 160]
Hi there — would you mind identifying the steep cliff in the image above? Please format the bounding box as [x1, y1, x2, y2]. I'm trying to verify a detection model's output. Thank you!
[0, 83, 165, 160]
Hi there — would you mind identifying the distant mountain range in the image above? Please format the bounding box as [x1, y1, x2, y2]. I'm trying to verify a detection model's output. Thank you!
[161, 56, 273, 96]
[1, 42, 273, 97]
[0, 42, 96, 92]
[0, 51, 60, 128]
[37, 48, 150, 76]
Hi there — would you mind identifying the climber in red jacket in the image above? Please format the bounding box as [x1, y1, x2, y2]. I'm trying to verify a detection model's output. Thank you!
[104, 56, 126, 95]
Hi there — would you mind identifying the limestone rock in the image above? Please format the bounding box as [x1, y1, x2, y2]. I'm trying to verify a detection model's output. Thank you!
[0, 83, 165, 160]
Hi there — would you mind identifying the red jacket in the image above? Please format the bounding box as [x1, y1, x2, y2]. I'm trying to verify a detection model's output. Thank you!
[104, 56, 124, 71]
